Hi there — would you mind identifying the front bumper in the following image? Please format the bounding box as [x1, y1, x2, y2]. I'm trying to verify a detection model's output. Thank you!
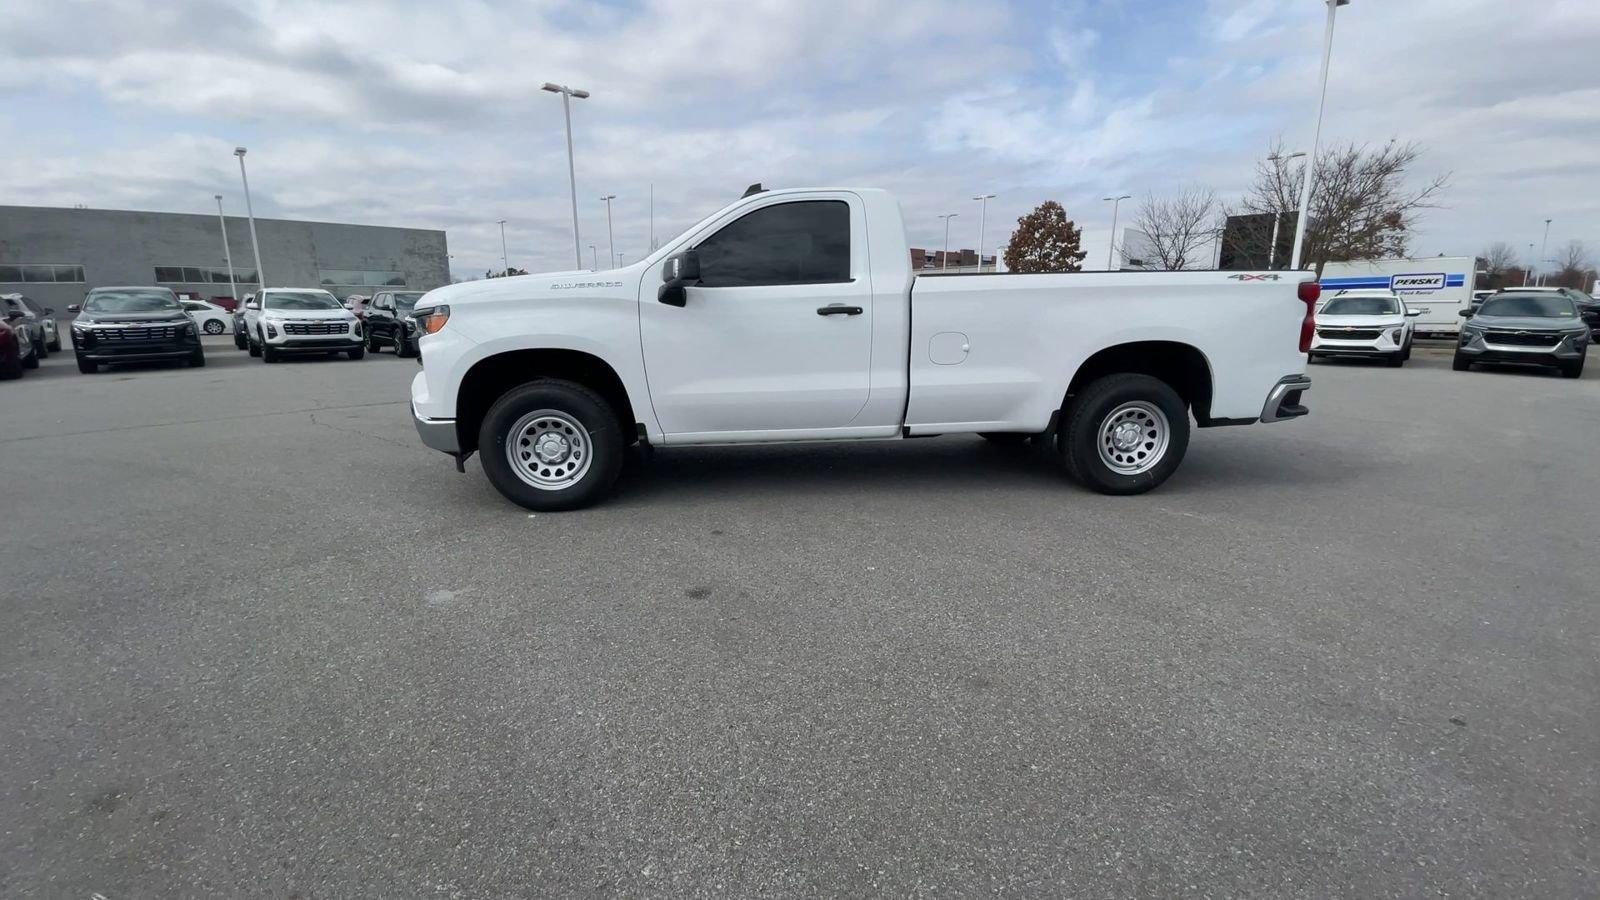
[1260, 375, 1311, 423]
[1310, 328, 1405, 357]
[1456, 331, 1585, 366]
[413, 403, 460, 453]
[72, 329, 200, 362]
[270, 337, 365, 352]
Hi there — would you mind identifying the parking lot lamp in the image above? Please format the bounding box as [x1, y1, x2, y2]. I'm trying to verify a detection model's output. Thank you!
[233, 147, 266, 291]
[1536, 219, 1552, 286]
[1289, 0, 1350, 271]
[938, 213, 959, 271]
[589, 244, 598, 271]
[498, 219, 509, 273]
[600, 195, 617, 270]
[213, 194, 239, 303]
[1102, 194, 1131, 269]
[1266, 151, 1306, 269]
[973, 194, 995, 270]
[542, 82, 590, 269]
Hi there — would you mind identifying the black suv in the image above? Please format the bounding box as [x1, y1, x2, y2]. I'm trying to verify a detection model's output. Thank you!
[364, 290, 427, 357]
[69, 286, 205, 373]
[1454, 290, 1589, 378]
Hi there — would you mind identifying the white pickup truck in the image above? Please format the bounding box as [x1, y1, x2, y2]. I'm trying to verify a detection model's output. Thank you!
[409, 187, 1316, 510]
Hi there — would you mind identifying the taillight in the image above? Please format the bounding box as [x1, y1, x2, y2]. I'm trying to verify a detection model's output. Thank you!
[1297, 280, 1320, 353]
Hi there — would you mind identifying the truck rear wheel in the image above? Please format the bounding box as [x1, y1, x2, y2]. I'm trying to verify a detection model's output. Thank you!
[478, 379, 624, 512]
[1059, 374, 1189, 495]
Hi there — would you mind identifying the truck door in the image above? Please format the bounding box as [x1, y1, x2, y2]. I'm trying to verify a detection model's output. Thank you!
[640, 197, 874, 438]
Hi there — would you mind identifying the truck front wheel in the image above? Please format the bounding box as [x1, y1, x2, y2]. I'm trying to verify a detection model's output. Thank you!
[1059, 374, 1190, 495]
[478, 379, 624, 511]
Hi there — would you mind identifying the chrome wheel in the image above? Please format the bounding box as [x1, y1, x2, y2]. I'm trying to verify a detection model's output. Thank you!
[506, 409, 592, 491]
[1096, 401, 1170, 475]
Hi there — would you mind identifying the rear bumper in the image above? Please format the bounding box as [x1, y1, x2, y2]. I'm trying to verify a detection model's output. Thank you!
[1260, 375, 1311, 423]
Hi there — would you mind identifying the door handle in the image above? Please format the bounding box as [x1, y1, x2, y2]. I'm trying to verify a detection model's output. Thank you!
[817, 305, 864, 316]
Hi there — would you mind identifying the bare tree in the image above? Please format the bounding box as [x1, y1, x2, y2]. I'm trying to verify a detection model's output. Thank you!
[1480, 241, 1518, 276]
[1548, 240, 1595, 290]
[1241, 139, 1449, 274]
[1130, 188, 1221, 270]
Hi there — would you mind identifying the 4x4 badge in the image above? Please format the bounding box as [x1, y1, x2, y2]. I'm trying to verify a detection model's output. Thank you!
[1228, 273, 1282, 281]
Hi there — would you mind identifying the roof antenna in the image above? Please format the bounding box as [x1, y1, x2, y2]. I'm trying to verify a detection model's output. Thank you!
[742, 183, 766, 198]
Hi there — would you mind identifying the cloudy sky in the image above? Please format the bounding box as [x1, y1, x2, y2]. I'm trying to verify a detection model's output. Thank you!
[2, 0, 1597, 279]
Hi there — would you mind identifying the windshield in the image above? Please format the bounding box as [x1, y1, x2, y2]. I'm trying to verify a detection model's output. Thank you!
[264, 291, 342, 311]
[1478, 294, 1577, 318]
[83, 289, 181, 313]
[392, 292, 425, 311]
[1322, 295, 1400, 316]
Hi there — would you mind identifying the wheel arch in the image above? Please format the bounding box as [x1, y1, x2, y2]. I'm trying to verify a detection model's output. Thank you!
[1062, 340, 1216, 424]
[455, 348, 639, 454]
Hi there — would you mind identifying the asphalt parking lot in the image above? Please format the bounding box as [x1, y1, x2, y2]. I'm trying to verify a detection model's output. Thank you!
[2, 337, 1597, 897]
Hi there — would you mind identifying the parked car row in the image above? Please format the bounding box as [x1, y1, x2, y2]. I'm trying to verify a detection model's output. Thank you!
[1311, 286, 1593, 378]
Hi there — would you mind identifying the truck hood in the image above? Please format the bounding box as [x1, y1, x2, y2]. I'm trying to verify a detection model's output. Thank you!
[1466, 315, 1585, 331]
[417, 268, 633, 309]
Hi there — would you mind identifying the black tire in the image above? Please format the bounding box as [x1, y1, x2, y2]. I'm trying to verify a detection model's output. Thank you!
[978, 432, 1029, 445]
[1058, 374, 1190, 496]
[189, 349, 206, 368]
[366, 329, 381, 352]
[35, 338, 48, 360]
[1401, 338, 1413, 361]
[347, 346, 365, 360]
[262, 343, 279, 363]
[248, 330, 262, 357]
[478, 379, 625, 512]
[1386, 352, 1405, 368]
[21, 347, 39, 369]
[75, 355, 97, 374]
[48, 338, 61, 353]
[234, 330, 248, 350]
[395, 334, 415, 358]
[1559, 356, 1584, 379]
[1, 351, 21, 379]
[1451, 353, 1471, 372]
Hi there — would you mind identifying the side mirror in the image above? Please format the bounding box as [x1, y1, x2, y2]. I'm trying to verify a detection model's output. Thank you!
[245, 301, 260, 311]
[1406, 310, 1422, 317]
[658, 249, 701, 308]
[67, 304, 81, 314]
[2, 310, 20, 322]
[1458, 308, 1472, 316]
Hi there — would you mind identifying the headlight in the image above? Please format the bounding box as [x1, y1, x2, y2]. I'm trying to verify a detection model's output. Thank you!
[414, 305, 450, 335]
[179, 322, 195, 335]
[352, 320, 362, 337]
[265, 322, 278, 338]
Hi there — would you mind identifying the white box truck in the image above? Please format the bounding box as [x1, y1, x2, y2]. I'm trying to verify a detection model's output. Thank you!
[1319, 257, 1478, 338]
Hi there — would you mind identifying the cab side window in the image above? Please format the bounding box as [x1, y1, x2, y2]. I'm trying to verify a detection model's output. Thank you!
[695, 200, 850, 288]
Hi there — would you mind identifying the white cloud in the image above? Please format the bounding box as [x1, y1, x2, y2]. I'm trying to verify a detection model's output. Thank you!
[0, 0, 1596, 277]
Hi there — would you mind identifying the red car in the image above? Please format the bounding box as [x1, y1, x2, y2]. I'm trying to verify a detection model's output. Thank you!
[1, 315, 39, 379]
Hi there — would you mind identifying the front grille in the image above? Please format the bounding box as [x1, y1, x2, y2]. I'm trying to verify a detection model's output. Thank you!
[282, 321, 348, 335]
[1318, 328, 1382, 340]
[97, 326, 177, 342]
[1485, 331, 1561, 347]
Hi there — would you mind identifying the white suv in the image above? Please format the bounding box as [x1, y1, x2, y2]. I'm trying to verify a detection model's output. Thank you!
[243, 288, 365, 362]
[1310, 289, 1420, 367]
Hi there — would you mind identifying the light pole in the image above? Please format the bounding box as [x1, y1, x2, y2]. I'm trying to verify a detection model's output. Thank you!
[1102, 194, 1131, 270]
[600, 195, 616, 269]
[1289, 0, 1350, 271]
[497, 219, 509, 273]
[213, 194, 239, 303]
[1266, 151, 1306, 269]
[973, 194, 995, 270]
[1536, 218, 1552, 285]
[233, 147, 266, 292]
[1525, 243, 1536, 285]
[589, 244, 598, 271]
[648, 183, 656, 252]
[542, 82, 590, 269]
[938, 213, 959, 271]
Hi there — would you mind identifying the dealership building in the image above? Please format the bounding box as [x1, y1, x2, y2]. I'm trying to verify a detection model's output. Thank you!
[0, 205, 450, 310]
